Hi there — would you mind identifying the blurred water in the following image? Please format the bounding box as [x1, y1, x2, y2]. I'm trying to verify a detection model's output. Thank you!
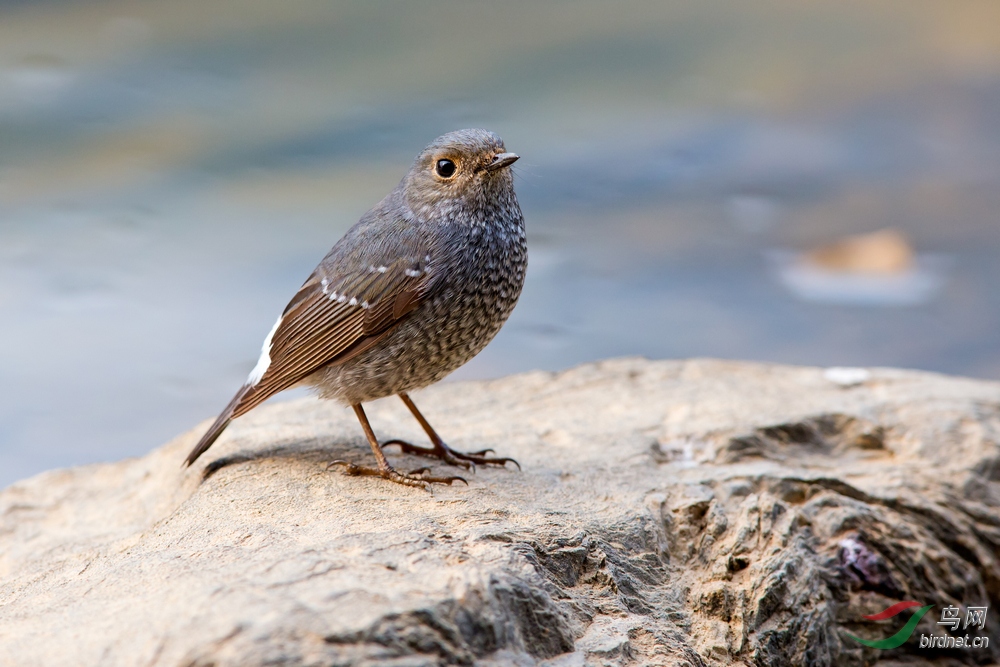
[2, 1, 1000, 487]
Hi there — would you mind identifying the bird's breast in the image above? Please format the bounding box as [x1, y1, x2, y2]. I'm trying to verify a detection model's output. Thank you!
[453, 221, 525, 301]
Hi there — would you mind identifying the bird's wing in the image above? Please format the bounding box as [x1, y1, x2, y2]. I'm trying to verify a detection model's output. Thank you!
[184, 218, 438, 466]
[234, 232, 436, 418]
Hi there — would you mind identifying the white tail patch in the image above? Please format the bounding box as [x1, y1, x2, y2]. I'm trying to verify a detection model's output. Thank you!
[247, 315, 282, 386]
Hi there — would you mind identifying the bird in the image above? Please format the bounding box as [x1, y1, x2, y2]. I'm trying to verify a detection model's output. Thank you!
[184, 129, 526, 488]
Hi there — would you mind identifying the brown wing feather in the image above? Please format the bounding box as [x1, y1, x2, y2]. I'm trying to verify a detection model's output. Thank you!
[230, 258, 432, 419]
[184, 214, 439, 466]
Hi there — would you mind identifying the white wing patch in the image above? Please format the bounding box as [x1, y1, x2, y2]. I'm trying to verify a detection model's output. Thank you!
[247, 315, 282, 386]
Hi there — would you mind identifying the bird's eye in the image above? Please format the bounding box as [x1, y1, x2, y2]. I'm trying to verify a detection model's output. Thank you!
[435, 159, 456, 179]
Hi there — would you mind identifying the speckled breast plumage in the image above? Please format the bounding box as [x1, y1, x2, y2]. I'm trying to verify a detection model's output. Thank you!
[307, 202, 527, 405]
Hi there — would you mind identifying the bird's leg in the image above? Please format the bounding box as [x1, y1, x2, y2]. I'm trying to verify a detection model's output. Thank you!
[328, 403, 466, 488]
[383, 393, 520, 470]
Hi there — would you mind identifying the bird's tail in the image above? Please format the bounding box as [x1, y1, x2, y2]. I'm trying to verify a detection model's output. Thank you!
[183, 386, 250, 466]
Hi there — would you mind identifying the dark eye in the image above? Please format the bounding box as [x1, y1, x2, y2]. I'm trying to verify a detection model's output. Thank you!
[435, 159, 456, 178]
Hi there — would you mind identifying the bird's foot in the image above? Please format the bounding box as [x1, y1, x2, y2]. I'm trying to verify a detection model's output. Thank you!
[327, 460, 467, 489]
[383, 440, 520, 470]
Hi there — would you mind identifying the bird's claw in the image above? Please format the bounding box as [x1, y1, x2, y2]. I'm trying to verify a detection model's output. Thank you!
[383, 439, 517, 470]
[326, 460, 464, 488]
[409, 467, 468, 486]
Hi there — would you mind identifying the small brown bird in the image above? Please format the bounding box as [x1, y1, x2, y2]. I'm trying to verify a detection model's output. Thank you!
[184, 129, 526, 488]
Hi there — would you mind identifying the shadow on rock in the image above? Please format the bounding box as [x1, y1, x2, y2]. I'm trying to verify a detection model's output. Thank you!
[201, 440, 357, 480]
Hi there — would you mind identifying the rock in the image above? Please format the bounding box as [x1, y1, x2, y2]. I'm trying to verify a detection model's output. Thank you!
[772, 228, 944, 306]
[799, 228, 915, 275]
[1, 358, 999, 666]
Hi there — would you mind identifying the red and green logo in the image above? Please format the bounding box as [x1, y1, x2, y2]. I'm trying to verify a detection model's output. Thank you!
[847, 601, 934, 649]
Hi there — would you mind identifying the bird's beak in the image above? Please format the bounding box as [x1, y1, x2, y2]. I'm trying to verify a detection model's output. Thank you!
[486, 152, 519, 172]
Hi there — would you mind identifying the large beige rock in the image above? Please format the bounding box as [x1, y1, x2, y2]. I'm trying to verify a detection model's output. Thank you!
[1, 359, 999, 666]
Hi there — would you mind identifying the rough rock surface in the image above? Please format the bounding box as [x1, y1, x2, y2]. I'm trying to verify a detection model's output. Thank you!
[2, 358, 1000, 666]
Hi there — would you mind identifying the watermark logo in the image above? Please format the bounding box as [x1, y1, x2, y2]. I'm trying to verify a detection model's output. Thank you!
[846, 601, 933, 649]
[847, 601, 990, 650]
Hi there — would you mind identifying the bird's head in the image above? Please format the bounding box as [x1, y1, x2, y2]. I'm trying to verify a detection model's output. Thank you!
[404, 128, 519, 219]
